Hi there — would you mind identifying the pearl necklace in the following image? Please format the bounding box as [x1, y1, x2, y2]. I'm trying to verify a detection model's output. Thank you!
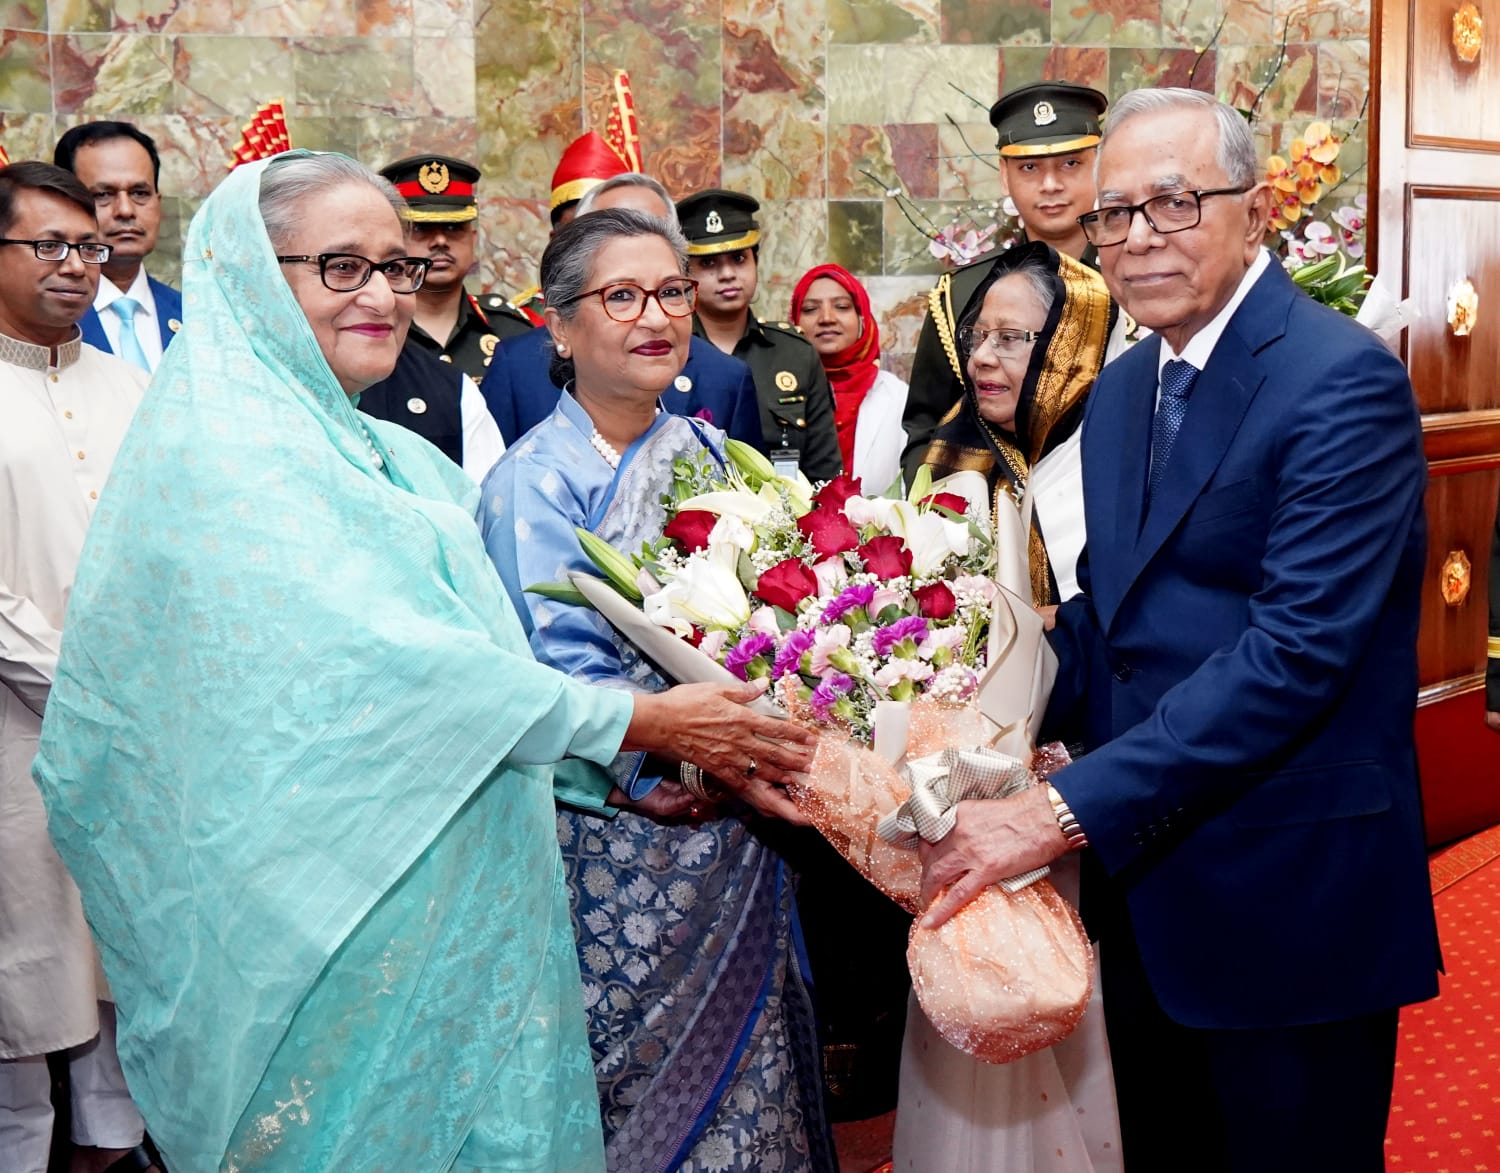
[588, 407, 661, 470]
[356, 422, 385, 470]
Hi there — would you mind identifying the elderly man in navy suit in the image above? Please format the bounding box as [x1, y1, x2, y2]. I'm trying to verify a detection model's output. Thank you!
[480, 172, 762, 448]
[55, 122, 181, 374]
[918, 88, 1439, 1171]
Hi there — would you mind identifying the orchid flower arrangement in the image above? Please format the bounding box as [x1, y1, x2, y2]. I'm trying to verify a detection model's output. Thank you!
[561, 441, 997, 742]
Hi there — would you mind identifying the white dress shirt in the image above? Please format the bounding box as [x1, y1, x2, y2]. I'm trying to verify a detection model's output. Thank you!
[93, 268, 165, 373]
[1155, 248, 1272, 393]
[460, 373, 506, 484]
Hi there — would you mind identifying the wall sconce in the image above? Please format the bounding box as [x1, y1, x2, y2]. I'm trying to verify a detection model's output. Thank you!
[1447, 277, 1479, 335]
[1454, 3, 1483, 63]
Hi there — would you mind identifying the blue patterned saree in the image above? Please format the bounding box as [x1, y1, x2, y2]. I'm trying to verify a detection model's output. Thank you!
[33, 155, 629, 1172]
[481, 396, 835, 1172]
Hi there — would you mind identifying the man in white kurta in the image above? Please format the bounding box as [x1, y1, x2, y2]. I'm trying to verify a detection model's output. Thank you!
[0, 162, 151, 1173]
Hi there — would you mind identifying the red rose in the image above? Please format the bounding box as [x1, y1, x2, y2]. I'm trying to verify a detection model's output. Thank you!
[921, 491, 968, 515]
[859, 535, 913, 579]
[755, 558, 819, 613]
[663, 509, 718, 552]
[813, 473, 864, 512]
[797, 506, 860, 558]
[914, 581, 957, 620]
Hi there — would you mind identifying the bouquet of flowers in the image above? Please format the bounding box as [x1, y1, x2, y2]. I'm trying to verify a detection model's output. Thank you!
[552, 441, 1092, 1062]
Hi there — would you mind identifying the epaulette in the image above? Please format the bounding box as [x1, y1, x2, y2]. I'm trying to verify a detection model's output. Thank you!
[760, 319, 811, 344]
[476, 292, 532, 324]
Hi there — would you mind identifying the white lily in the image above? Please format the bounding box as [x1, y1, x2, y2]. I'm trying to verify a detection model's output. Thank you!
[887, 501, 973, 576]
[677, 490, 774, 523]
[708, 513, 755, 552]
[642, 544, 751, 636]
[844, 494, 902, 529]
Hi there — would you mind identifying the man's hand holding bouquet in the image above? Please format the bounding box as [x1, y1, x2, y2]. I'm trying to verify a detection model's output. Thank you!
[543, 440, 1092, 1062]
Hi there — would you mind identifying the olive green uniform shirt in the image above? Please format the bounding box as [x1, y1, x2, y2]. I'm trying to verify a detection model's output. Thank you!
[693, 313, 843, 483]
[408, 290, 533, 383]
[900, 242, 1099, 483]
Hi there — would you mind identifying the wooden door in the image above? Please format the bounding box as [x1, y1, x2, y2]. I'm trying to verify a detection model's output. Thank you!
[1372, 0, 1500, 845]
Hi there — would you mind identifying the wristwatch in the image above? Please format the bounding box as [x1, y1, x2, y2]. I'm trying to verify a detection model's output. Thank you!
[1046, 784, 1089, 851]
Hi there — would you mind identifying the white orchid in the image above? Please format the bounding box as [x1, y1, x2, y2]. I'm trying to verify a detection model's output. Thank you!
[643, 543, 751, 636]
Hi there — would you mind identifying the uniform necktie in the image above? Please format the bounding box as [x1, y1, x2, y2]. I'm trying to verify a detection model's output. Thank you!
[1148, 359, 1199, 500]
[110, 296, 152, 373]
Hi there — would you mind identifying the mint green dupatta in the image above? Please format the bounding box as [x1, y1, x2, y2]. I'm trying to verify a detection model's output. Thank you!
[33, 154, 624, 1171]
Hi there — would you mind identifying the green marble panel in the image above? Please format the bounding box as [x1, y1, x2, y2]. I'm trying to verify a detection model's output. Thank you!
[0, 0, 47, 30]
[1216, 42, 1317, 120]
[0, 113, 58, 161]
[293, 37, 416, 117]
[172, 37, 295, 117]
[47, 0, 111, 32]
[1052, 0, 1163, 49]
[0, 32, 51, 113]
[943, 0, 1049, 47]
[829, 0, 937, 44]
[414, 33, 475, 118]
[883, 196, 999, 277]
[56, 34, 174, 114]
[827, 45, 889, 125]
[829, 199, 884, 275]
[883, 45, 999, 124]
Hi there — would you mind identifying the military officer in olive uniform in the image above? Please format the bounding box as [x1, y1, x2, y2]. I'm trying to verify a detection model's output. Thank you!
[378, 154, 532, 382]
[901, 81, 1110, 482]
[677, 189, 842, 483]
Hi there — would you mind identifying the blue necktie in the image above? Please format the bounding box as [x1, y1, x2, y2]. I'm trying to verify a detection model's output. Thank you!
[110, 296, 152, 373]
[1148, 359, 1199, 500]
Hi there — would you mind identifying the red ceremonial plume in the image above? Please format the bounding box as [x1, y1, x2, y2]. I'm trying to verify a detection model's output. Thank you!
[603, 70, 643, 172]
[0, 142, 10, 168]
[228, 100, 292, 171]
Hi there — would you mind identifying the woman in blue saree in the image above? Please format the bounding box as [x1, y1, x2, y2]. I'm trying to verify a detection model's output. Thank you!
[31, 154, 810, 1172]
[481, 208, 836, 1173]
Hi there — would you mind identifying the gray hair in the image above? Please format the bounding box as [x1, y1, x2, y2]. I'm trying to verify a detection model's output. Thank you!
[576, 172, 680, 229]
[1100, 88, 1258, 190]
[540, 207, 689, 323]
[960, 251, 1058, 344]
[258, 152, 407, 252]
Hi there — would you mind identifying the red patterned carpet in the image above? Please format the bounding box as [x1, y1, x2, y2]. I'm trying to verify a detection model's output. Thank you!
[1386, 823, 1500, 1171]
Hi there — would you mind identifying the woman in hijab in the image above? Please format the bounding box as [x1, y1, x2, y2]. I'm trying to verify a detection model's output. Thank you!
[922, 240, 1116, 608]
[899, 239, 1122, 1172]
[32, 152, 810, 1173]
[789, 263, 907, 494]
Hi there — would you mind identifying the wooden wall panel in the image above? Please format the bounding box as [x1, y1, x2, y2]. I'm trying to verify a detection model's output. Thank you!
[1415, 465, 1500, 687]
[1404, 187, 1500, 413]
[1408, 0, 1500, 150]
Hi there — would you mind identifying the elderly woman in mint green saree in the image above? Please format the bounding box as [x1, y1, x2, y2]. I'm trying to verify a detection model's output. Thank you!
[31, 152, 811, 1173]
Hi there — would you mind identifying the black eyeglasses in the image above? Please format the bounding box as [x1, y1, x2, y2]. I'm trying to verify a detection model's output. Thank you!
[90, 186, 157, 207]
[0, 238, 112, 263]
[1077, 187, 1252, 247]
[956, 325, 1041, 357]
[275, 253, 431, 293]
[557, 279, 699, 323]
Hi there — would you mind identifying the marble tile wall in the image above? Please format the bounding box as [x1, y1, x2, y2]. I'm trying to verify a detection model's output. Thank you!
[1, 0, 1370, 373]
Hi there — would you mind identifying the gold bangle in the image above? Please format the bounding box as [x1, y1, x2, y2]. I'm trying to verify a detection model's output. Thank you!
[679, 760, 710, 800]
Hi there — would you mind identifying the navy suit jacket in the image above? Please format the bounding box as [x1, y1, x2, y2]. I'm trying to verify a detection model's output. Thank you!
[480, 326, 764, 448]
[79, 275, 183, 358]
[1046, 261, 1439, 1030]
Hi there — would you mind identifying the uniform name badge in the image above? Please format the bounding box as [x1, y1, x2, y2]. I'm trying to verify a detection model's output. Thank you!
[769, 446, 800, 479]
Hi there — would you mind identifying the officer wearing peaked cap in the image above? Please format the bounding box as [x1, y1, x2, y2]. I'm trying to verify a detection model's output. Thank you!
[356, 154, 508, 484]
[678, 189, 842, 482]
[901, 80, 1119, 482]
[379, 154, 532, 382]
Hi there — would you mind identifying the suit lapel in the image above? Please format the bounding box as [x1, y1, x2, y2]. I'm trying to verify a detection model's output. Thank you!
[1085, 337, 1158, 632]
[78, 306, 109, 354]
[1106, 261, 1294, 626]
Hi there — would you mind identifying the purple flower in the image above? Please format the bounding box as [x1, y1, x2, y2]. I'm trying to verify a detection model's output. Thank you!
[872, 615, 930, 658]
[694, 408, 715, 424]
[724, 632, 776, 680]
[820, 583, 877, 625]
[773, 628, 817, 679]
[810, 672, 854, 722]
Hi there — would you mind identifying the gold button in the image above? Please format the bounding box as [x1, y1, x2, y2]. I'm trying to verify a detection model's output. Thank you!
[76, 450, 85, 460]
[64, 410, 73, 419]
[89, 490, 98, 500]
[50, 374, 58, 383]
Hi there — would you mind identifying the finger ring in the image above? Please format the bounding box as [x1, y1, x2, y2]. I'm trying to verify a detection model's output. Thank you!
[745, 756, 758, 778]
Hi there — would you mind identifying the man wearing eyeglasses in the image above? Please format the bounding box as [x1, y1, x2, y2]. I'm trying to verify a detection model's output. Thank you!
[54, 121, 181, 376]
[917, 89, 1437, 1172]
[0, 162, 159, 1173]
[356, 155, 506, 483]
